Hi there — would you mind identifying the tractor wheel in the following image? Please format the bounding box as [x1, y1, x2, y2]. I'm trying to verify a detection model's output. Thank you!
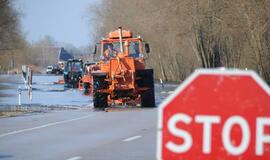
[84, 82, 90, 94]
[72, 80, 77, 88]
[72, 83, 76, 88]
[141, 87, 155, 107]
[93, 75, 108, 108]
[136, 69, 156, 107]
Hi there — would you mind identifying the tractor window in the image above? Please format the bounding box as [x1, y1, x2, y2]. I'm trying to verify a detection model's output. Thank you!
[83, 64, 89, 73]
[83, 63, 95, 74]
[102, 41, 141, 59]
[103, 42, 126, 54]
[102, 42, 125, 60]
[64, 62, 71, 72]
[129, 42, 140, 58]
[112, 42, 125, 53]
[72, 62, 82, 72]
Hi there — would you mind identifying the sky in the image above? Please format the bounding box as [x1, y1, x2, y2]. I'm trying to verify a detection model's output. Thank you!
[15, 0, 99, 47]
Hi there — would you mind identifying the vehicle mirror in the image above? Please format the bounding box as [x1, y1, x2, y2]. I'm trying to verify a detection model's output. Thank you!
[145, 43, 150, 53]
[92, 45, 97, 54]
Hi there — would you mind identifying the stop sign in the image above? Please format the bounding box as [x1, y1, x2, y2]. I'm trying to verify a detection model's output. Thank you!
[158, 69, 270, 160]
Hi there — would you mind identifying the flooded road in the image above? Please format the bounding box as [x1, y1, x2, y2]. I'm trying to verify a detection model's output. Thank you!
[0, 74, 177, 107]
[0, 74, 91, 106]
[0, 75, 178, 160]
[0, 75, 22, 99]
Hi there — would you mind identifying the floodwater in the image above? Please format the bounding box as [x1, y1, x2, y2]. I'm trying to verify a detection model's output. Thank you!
[0, 74, 177, 107]
[0, 74, 91, 106]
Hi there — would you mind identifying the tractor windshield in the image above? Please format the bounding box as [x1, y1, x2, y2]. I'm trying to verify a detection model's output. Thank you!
[65, 61, 82, 73]
[102, 42, 124, 60]
[103, 42, 124, 54]
[102, 41, 141, 60]
[72, 62, 83, 72]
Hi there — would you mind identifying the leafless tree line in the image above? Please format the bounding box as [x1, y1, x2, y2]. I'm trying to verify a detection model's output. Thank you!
[0, 0, 88, 73]
[0, 1, 89, 73]
[0, 0, 23, 50]
[192, 0, 270, 83]
[88, 0, 270, 84]
[0, 0, 27, 72]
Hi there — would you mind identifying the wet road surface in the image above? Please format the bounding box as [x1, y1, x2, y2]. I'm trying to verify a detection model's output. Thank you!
[0, 74, 177, 160]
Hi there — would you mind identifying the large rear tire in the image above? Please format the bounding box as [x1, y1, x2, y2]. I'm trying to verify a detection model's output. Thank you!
[136, 69, 155, 107]
[93, 75, 108, 108]
[141, 87, 155, 107]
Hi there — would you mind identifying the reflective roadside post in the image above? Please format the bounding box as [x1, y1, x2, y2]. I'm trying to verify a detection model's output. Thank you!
[28, 65, 33, 102]
[159, 78, 164, 88]
[18, 86, 22, 106]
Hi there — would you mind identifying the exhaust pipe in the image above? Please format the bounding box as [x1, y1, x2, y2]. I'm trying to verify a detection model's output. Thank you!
[118, 27, 123, 53]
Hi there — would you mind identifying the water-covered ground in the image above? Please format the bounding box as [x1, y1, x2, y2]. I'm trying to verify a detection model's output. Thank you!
[0, 74, 91, 106]
[0, 74, 177, 108]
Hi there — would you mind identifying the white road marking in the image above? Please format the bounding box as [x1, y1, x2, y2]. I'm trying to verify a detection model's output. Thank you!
[123, 135, 142, 142]
[0, 114, 93, 138]
[66, 156, 82, 160]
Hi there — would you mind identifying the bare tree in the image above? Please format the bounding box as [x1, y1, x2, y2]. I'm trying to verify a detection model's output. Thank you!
[87, 0, 270, 83]
[0, 0, 27, 73]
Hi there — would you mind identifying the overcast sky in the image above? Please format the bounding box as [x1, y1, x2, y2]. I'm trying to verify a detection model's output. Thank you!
[15, 0, 99, 47]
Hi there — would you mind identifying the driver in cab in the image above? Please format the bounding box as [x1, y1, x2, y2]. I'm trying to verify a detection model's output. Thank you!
[103, 44, 117, 61]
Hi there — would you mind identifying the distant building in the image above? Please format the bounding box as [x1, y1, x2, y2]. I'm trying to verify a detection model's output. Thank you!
[57, 47, 74, 69]
[58, 47, 74, 62]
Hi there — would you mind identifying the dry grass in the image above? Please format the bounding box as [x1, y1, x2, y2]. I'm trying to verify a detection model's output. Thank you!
[0, 111, 25, 118]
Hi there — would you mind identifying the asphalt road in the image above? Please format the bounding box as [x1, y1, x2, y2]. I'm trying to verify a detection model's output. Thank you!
[0, 108, 158, 160]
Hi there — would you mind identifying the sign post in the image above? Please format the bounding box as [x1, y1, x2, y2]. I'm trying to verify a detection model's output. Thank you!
[158, 69, 270, 160]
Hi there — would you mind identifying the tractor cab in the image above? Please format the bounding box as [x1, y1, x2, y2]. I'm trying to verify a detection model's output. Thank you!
[63, 59, 83, 88]
[79, 61, 97, 94]
[83, 61, 96, 74]
[94, 29, 149, 62]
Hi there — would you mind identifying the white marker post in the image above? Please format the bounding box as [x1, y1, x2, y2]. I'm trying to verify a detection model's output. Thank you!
[18, 86, 22, 106]
[27, 66, 33, 102]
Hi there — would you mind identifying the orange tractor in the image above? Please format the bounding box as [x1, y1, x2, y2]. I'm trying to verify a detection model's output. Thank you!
[90, 27, 155, 108]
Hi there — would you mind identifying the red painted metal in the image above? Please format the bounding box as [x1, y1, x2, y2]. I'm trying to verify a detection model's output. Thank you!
[158, 69, 270, 160]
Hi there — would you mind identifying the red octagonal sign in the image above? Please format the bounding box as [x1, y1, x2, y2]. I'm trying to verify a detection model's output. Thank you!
[158, 69, 270, 160]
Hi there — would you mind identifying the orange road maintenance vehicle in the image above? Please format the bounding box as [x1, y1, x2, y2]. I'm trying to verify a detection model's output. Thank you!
[91, 27, 155, 108]
[79, 61, 97, 95]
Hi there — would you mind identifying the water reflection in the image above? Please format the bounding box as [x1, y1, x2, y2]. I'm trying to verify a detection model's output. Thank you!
[0, 75, 22, 100]
[0, 74, 178, 107]
[0, 74, 91, 106]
